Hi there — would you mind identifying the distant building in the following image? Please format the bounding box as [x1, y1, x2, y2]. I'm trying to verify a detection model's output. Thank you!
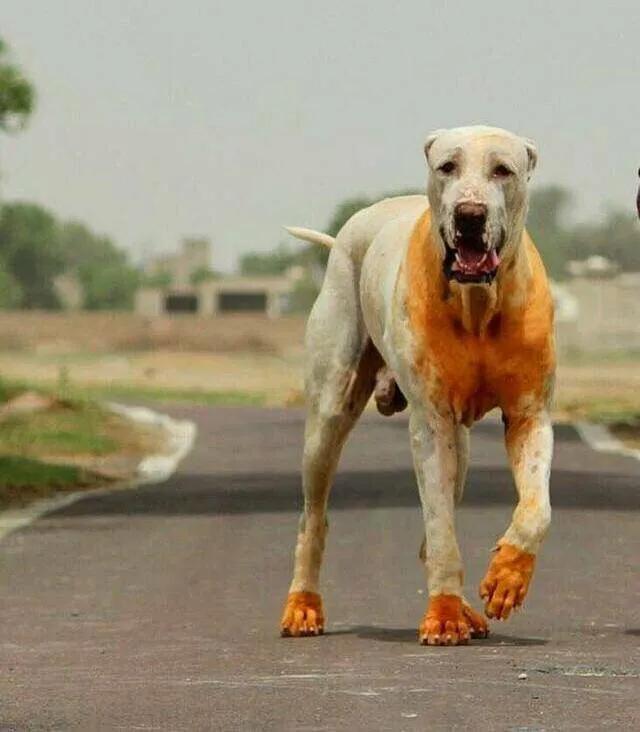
[144, 237, 212, 288]
[566, 255, 620, 279]
[136, 272, 301, 318]
[556, 270, 640, 353]
[137, 239, 303, 318]
[53, 273, 83, 310]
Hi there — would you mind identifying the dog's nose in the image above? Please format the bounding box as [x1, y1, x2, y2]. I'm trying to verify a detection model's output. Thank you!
[454, 202, 487, 233]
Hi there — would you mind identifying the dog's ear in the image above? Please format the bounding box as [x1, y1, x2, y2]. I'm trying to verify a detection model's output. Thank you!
[523, 138, 538, 177]
[424, 129, 447, 165]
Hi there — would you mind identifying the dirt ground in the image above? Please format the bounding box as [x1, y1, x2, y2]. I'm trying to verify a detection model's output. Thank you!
[1, 347, 640, 419]
[0, 311, 639, 418]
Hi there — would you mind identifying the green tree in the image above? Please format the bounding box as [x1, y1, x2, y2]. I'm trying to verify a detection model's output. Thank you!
[526, 185, 572, 278]
[79, 261, 139, 310]
[0, 202, 64, 308]
[0, 268, 22, 308]
[239, 244, 297, 276]
[565, 211, 640, 272]
[190, 266, 221, 285]
[59, 220, 139, 310]
[0, 38, 35, 132]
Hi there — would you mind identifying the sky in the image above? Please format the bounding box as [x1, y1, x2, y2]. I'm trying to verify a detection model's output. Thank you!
[1, 1, 639, 271]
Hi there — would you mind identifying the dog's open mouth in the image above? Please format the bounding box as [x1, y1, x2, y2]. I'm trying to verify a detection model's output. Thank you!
[442, 229, 502, 284]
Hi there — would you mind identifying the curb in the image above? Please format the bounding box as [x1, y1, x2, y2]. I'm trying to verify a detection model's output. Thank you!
[0, 403, 197, 543]
[575, 421, 640, 462]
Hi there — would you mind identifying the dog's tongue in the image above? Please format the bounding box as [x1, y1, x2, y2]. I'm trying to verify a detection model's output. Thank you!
[454, 245, 500, 274]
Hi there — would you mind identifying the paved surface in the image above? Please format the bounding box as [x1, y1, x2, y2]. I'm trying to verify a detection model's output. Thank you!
[1, 406, 639, 731]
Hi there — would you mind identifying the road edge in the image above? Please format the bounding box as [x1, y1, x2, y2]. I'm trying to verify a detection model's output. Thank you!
[575, 420, 640, 462]
[0, 403, 197, 542]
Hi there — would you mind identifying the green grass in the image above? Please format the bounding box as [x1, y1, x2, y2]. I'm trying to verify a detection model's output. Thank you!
[0, 379, 163, 510]
[0, 377, 265, 408]
[0, 456, 99, 509]
[0, 400, 117, 457]
[0, 455, 82, 488]
[18, 381, 264, 407]
[76, 383, 266, 406]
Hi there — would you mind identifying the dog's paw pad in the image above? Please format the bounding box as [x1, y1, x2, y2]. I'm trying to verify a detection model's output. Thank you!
[280, 591, 324, 637]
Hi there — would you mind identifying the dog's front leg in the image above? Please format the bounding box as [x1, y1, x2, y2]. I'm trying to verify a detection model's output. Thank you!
[410, 410, 472, 645]
[480, 411, 553, 620]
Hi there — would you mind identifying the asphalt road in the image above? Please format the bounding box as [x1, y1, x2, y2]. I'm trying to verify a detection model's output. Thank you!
[1, 406, 639, 731]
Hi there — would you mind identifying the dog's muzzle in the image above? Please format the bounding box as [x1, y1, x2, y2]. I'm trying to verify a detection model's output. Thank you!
[441, 202, 503, 285]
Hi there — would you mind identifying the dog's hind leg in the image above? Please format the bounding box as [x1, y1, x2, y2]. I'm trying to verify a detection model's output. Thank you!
[281, 248, 379, 638]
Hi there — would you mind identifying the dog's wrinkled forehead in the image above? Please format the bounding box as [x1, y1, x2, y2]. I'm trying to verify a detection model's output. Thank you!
[425, 126, 537, 178]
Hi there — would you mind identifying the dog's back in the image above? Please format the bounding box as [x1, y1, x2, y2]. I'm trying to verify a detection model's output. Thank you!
[335, 194, 428, 268]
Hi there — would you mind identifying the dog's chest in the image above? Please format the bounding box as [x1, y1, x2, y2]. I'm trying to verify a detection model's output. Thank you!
[414, 316, 553, 425]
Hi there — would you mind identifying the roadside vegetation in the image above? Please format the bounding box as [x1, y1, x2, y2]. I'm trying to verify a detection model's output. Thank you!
[0, 380, 166, 509]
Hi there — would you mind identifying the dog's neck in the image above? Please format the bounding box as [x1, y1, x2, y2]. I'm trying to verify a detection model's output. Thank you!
[448, 238, 532, 335]
[415, 212, 533, 338]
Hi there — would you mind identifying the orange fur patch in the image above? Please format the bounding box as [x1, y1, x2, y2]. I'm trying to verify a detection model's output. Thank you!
[419, 594, 472, 645]
[405, 210, 555, 425]
[479, 542, 536, 620]
[280, 591, 324, 637]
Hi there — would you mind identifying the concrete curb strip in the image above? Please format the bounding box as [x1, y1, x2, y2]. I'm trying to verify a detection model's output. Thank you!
[0, 403, 197, 542]
[575, 421, 640, 462]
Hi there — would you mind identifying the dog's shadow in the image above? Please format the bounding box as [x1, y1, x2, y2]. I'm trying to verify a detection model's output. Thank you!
[328, 626, 547, 647]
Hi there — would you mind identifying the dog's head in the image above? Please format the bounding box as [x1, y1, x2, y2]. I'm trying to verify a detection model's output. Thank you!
[424, 126, 537, 285]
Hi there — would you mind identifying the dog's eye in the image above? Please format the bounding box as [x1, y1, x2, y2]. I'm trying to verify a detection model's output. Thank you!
[493, 164, 514, 178]
[438, 161, 456, 175]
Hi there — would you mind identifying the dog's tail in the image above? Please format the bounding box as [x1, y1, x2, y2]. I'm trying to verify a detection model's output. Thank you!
[284, 226, 335, 249]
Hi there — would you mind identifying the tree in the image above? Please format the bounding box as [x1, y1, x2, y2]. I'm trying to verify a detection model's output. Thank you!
[526, 185, 572, 278]
[239, 244, 297, 276]
[190, 267, 220, 285]
[0, 38, 35, 132]
[0, 202, 65, 308]
[0, 268, 21, 308]
[59, 220, 139, 310]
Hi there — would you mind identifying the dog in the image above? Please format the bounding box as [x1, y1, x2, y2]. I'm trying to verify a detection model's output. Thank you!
[281, 126, 555, 645]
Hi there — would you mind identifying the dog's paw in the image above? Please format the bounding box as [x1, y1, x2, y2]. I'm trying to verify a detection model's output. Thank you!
[280, 591, 324, 637]
[419, 594, 471, 646]
[479, 542, 535, 620]
[462, 600, 489, 638]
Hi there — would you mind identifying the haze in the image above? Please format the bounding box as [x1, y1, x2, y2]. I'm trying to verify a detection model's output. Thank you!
[1, 1, 638, 271]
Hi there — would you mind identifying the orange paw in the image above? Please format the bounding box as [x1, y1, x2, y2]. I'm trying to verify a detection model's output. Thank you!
[479, 542, 535, 620]
[419, 594, 471, 646]
[280, 591, 324, 637]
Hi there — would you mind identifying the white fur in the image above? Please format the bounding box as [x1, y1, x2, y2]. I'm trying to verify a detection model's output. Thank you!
[285, 127, 552, 612]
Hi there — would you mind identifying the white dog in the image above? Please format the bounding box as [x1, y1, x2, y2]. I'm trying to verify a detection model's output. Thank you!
[281, 126, 555, 645]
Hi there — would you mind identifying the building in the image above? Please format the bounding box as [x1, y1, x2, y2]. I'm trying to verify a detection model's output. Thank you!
[137, 239, 304, 318]
[135, 272, 300, 318]
[143, 237, 212, 288]
[53, 273, 83, 310]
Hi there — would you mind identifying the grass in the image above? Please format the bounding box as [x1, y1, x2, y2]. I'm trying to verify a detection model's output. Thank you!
[0, 456, 101, 510]
[0, 377, 265, 408]
[76, 383, 266, 407]
[0, 401, 118, 457]
[0, 379, 167, 510]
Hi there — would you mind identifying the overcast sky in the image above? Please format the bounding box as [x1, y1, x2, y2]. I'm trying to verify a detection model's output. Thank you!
[1, 1, 639, 271]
